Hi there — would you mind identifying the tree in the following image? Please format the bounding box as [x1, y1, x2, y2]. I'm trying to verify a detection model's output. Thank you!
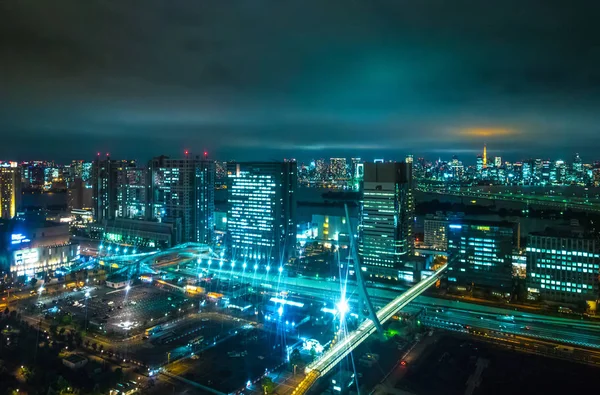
[29, 278, 38, 288]
[50, 323, 59, 336]
[114, 368, 124, 382]
[290, 348, 302, 367]
[61, 314, 72, 325]
[261, 377, 275, 395]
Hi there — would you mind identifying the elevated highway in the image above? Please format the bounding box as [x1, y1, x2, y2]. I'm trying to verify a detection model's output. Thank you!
[418, 187, 600, 213]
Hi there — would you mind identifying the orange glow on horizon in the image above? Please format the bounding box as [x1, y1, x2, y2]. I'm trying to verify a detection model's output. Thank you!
[459, 127, 516, 137]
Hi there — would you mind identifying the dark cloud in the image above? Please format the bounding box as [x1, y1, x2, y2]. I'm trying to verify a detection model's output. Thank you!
[1, 0, 599, 162]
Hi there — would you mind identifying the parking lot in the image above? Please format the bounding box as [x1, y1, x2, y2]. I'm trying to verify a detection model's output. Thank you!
[167, 327, 288, 393]
[132, 313, 245, 366]
[34, 284, 192, 337]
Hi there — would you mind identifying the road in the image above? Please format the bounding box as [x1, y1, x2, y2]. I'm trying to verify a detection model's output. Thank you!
[171, 265, 600, 349]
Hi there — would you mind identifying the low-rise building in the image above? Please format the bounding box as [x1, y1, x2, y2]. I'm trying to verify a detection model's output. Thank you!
[62, 354, 88, 370]
[0, 218, 80, 277]
[447, 220, 519, 297]
[106, 276, 131, 289]
[102, 218, 178, 248]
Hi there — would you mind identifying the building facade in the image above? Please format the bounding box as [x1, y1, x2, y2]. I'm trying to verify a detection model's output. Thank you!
[423, 215, 449, 251]
[447, 220, 518, 296]
[117, 167, 147, 219]
[92, 157, 137, 222]
[0, 163, 21, 219]
[359, 162, 414, 269]
[0, 219, 79, 277]
[227, 161, 297, 265]
[148, 155, 215, 244]
[526, 233, 599, 305]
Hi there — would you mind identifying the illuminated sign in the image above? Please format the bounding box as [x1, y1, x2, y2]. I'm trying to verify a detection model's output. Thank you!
[14, 249, 39, 265]
[476, 226, 491, 231]
[449, 224, 462, 229]
[11, 233, 31, 245]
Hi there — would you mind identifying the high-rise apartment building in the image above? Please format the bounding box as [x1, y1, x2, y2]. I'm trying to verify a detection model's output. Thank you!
[117, 167, 148, 219]
[526, 231, 599, 304]
[148, 155, 215, 245]
[0, 163, 21, 219]
[92, 157, 136, 223]
[227, 161, 297, 265]
[447, 220, 518, 296]
[359, 162, 414, 268]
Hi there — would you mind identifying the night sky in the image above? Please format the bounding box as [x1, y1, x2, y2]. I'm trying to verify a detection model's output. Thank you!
[1, 1, 599, 163]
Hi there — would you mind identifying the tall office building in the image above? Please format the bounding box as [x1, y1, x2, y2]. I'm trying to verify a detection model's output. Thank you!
[447, 220, 518, 296]
[148, 155, 214, 245]
[117, 167, 148, 219]
[359, 162, 414, 269]
[572, 153, 583, 183]
[92, 157, 136, 223]
[0, 163, 21, 219]
[526, 231, 600, 304]
[494, 156, 502, 168]
[227, 161, 297, 264]
[476, 155, 483, 172]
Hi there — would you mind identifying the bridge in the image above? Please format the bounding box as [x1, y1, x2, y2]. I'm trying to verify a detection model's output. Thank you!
[291, 265, 448, 395]
[418, 187, 600, 213]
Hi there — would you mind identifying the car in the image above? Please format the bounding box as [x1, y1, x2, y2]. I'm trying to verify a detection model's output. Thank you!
[400, 360, 407, 366]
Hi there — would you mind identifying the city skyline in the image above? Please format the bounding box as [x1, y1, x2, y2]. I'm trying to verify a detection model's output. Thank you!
[2, 146, 598, 167]
[2, 2, 600, 161]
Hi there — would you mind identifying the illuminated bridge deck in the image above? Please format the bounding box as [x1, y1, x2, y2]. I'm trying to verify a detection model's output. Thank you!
[292, 265, 448, 395]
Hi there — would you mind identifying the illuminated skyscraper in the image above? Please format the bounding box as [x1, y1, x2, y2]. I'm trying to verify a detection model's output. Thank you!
[227, 161, 297, 264]
[572, 153, 583, 183]
[0, 163, 21, 219]
[117, 167, 148, 219]
[476, 155, 483, 172]
[359, 162, 414, 269]
[148, 155, 215, 244]
[92, 156, 136, 223]
[494, 156, 502, 168]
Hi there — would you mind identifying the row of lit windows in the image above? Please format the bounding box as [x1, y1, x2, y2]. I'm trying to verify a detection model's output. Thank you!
[526, 247, 599, 258]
